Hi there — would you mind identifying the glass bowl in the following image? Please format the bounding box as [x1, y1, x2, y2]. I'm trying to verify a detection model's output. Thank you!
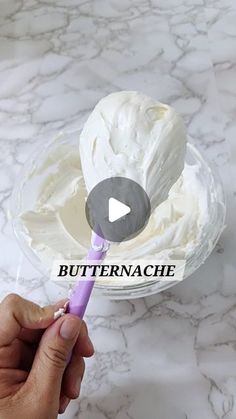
[10, 129, 226, 299]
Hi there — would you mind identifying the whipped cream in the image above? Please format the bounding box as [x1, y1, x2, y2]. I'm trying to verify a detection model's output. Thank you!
[18, 91, 214, 284]
[80, 91, 186, 209]
[20, 140, 209, 270]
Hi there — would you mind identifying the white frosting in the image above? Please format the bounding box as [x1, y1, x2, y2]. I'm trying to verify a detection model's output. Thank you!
[53, 307, 66, 320]
[20, 142, 209, 270]
[18, 92, 212, 284]
[80, 91, 186, 209]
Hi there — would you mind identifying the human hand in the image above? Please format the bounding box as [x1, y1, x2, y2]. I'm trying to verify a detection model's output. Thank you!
[0, 293, 94, 419]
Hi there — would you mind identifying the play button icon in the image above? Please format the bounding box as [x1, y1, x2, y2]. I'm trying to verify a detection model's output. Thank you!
[85, 177, 151, 243]
[108, 198, 131, 223]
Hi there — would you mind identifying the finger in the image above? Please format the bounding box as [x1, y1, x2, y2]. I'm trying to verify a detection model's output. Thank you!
[0, 339, 36, 370]
[62, 355, 85, 399]
[59, 395, 70, 414]
[0, 339, 22, 368]
[18, 328, 44, 344]
[20, 320, 94, 364]
[27, 314, 82, 400]
[0, 369, 28, 398]
[20, 343, 37, 371]
[74, 321, 94, 358]
[0, 294, 68, 346]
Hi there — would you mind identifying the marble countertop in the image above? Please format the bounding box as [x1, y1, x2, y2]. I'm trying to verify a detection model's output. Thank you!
[0, 0, 236, 418]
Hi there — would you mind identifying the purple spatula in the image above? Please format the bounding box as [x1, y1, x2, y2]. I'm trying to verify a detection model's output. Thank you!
[67, 230, 108, 319]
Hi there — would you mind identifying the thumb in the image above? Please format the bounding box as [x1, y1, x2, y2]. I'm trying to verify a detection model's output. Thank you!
[28, 314, 81, 399]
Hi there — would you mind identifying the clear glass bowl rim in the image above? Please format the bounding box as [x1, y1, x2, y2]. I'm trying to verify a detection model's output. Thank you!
[10, 129, 226, 300]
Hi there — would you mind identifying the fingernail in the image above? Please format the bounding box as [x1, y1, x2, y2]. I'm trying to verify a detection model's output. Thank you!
[60, 396, 70, 413]
[75, 376, 82, 395]
[86, 336, 95, 353]
[60, 317, 80, 340]
[56, 298, 69, 306]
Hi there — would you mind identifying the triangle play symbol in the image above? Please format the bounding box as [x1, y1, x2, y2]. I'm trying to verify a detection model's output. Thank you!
[108, 197, 131, 223]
